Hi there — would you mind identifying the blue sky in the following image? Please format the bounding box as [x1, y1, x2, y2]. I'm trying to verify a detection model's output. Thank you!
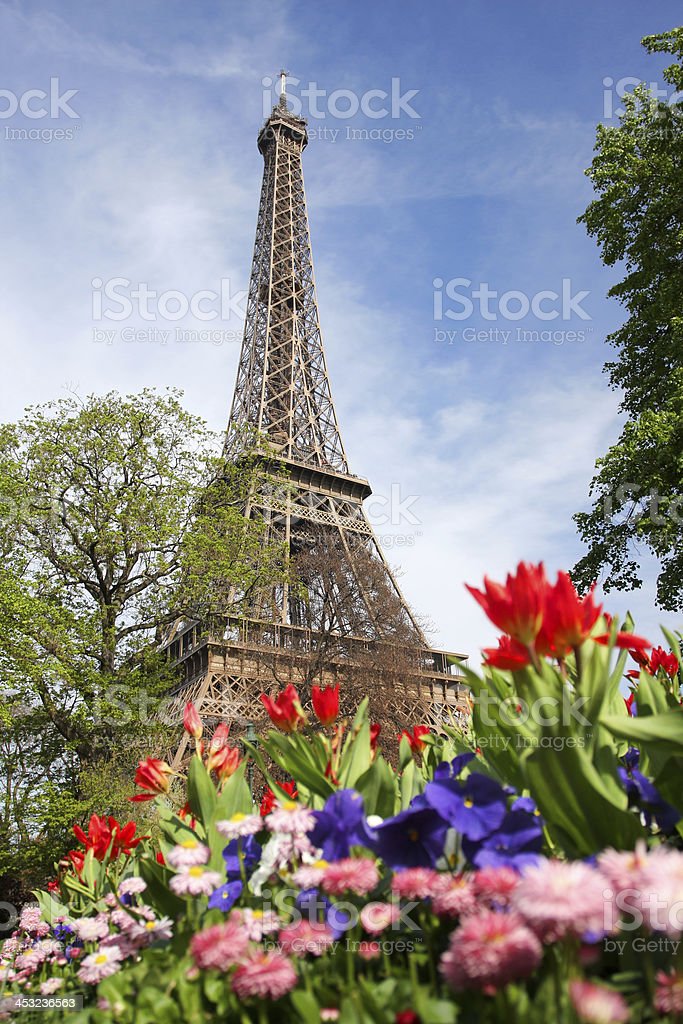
[1, 0, 682, 658]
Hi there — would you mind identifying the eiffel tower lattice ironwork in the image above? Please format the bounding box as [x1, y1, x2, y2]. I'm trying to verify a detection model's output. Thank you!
[164, 77, 469, 765]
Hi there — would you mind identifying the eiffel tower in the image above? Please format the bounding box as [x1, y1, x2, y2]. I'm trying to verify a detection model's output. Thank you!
[165, 75, 469, 764]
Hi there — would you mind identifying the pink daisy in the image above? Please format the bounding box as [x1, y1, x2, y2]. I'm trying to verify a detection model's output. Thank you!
[169, 866, 223, 897]
[15, 950, 45, 973]
[654, 969, 683, 1015]
[431, 874, 477, 918]
[216, 813, 263, 839]
[636, 846, 683, 937]
[190, 920, 250, 972]
[597, 842, 649, 894]
[77, 944, 124, 985]
[360, 902, 400, 935]
[231, 950, 297, 1000]
[239, 909, 281, 942]
[474, 866, 520, 908]
[391, 867, 441, 901]
[71, 915, 110, 942]
[278, 919, 336, 957]
[440, 910, 542, 994]
[126, 915, 174, 945]
[118, 877, 147, 896]
[511, 859, 610, 941]
[291, 860, 329, 889]
[1, 938, 21, 959]
[266, 801, 316, 835]
[569, 980, 630, 1023]
[321, 858, 380, 896]
[19, 908, 47, 936]
[40, 979, 63, 995]
[166, 839, 210, 869]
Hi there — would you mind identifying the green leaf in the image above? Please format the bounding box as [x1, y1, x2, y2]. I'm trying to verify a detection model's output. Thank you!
[187, 754, 217, 824]
[291, 990, 323, 1024]
[522, 741, 644, 855]
[355, 755, 398, 819]
[602, 710, 683, 754]
[139, 856, 186, 918]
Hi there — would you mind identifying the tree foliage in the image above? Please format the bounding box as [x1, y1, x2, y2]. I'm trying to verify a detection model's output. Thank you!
[573, 28, 683, 610]
[0, 388, 286, 891]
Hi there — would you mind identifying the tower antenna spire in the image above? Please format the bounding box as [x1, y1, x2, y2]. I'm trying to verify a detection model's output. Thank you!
[278, 68, 288, 109]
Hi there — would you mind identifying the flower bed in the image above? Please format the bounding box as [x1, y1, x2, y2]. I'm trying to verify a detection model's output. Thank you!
[1, 563, 683, 1022]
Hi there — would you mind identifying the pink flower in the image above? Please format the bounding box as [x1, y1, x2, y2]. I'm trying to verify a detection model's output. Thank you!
[216, 813, 263, 839]
[266, 802, 316, 835]
[77, 944, 124, 985]
[278, 919, 336, 957]
[474, 866, 520, 908]
[169, 866, 223, 897]
[440, 910, 542, 994]
[321, 858, 380, 896]
[431, 874, 477, 918]
[239, 909, 280, 942]
[357, 940, 381, 960]
[635, 846, 683, 937]
[360, 902, 400, 935]
[231, 950, 297, 1000]
[18, 908, 49, 937]
[569, 980, 630, 1023]
[166, 839, 210, 869]
[40, 979, 63, 995]
[118, 877, 147, 896]
[390, 867, 441, 901]
[291, 860, 329, 888]
[597, 842, 650, 894]
[654, 969, 683, 1015]
[511, 859, 610, 941]
[190, 920, 250, 972]
[70, 916, 110, 942]
[125, 915, 174, 945]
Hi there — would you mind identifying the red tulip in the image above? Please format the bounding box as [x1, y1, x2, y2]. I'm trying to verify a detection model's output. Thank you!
[624, 692, 636, 716]
[540, 574, 602, 655]
[260, 684, 307, 733]
[72, 814, 145, 862]
[67, 850, 85, 877]
[649, 646, 679, 678]
[312, 683, 340, 726]
[130, 757, 174, 802]
[260, 779, 297, 816]
[466, 562, 548, 646]
[399, 724, 431, 754]
[370, 723, 381, 750]
[210, 743, 242, 783]
[594, 631, 651, 655]
[483, 635, 531, 671]
[183, 702, 203, 740]
[205, 723, 231, 772]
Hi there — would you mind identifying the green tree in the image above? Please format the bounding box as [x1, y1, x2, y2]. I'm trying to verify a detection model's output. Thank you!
[0, 388, 286, 889]
[573, 28, 683, 610]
